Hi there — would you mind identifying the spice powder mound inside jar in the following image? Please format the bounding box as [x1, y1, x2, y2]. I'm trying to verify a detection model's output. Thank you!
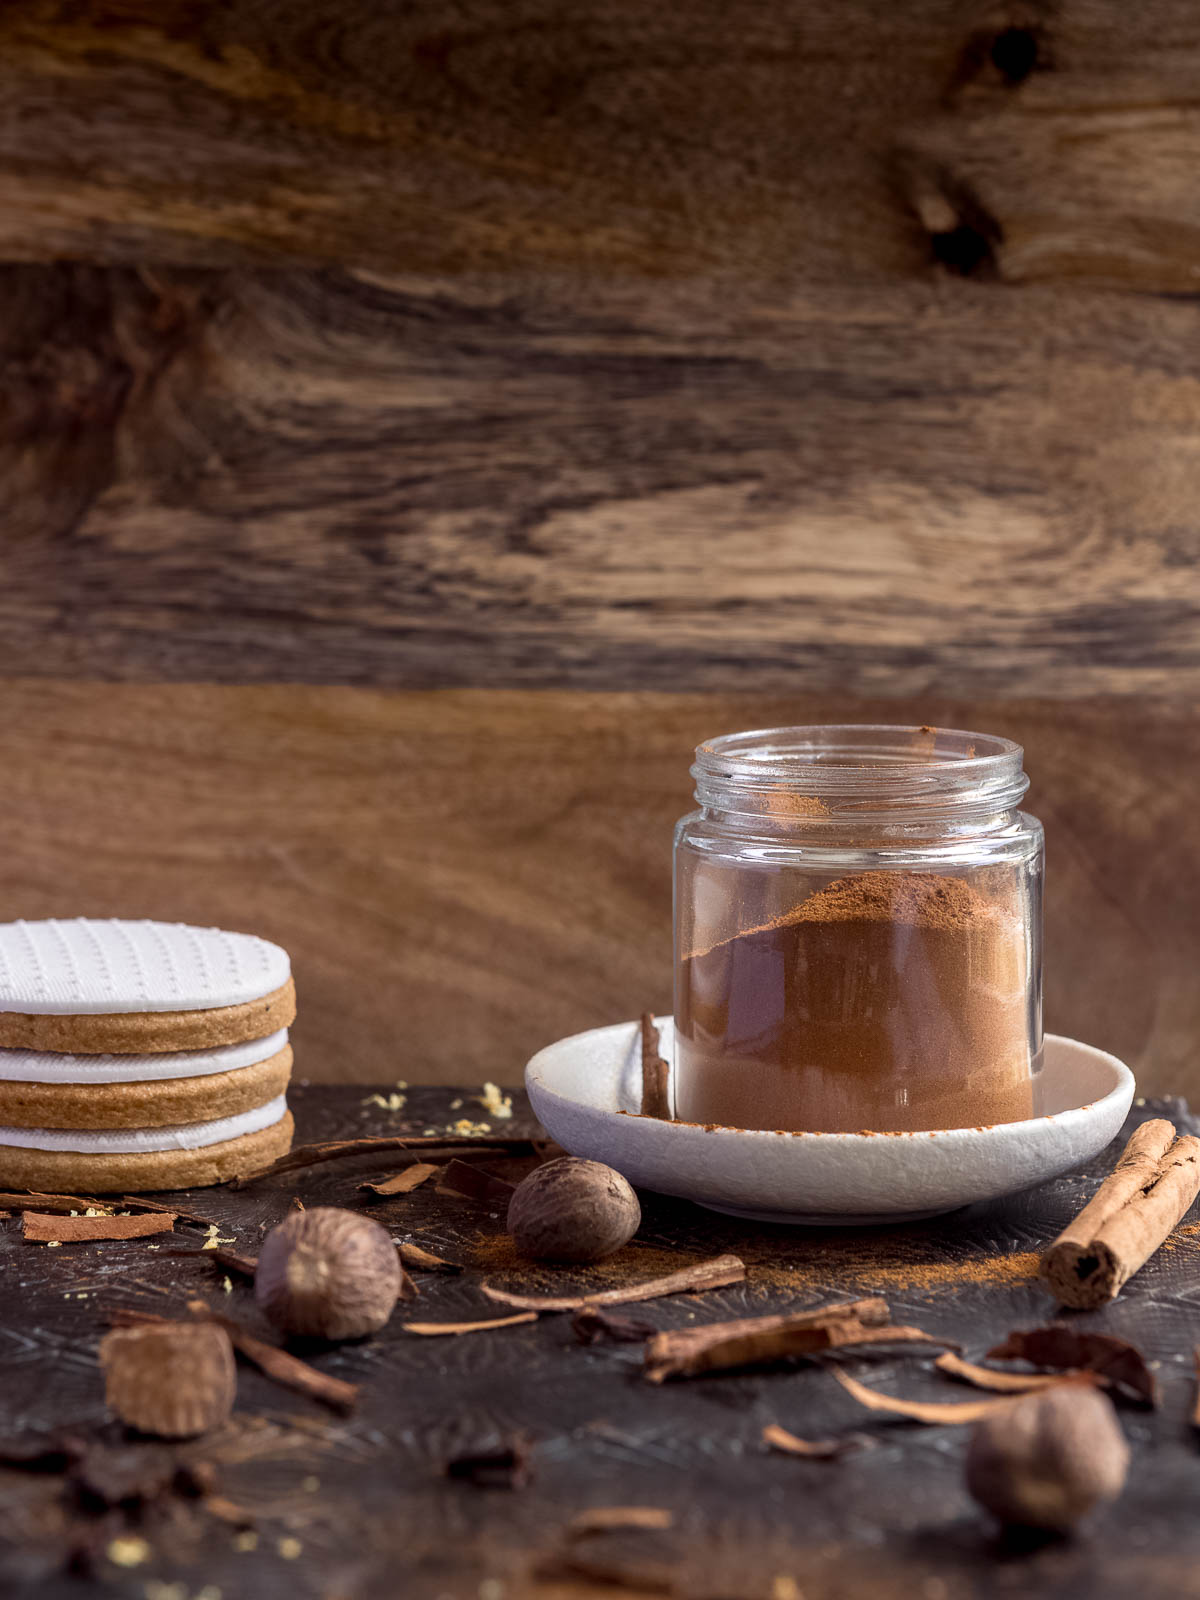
[675, 869, 1034, 1134]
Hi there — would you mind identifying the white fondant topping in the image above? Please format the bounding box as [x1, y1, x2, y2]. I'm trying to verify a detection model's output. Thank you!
[0, 920, 290, 1015]
[0, 1029, 289, 1084]
[0, 1094, 288, 1153]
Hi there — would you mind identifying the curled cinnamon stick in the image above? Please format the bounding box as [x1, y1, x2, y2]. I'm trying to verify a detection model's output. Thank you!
[639, 1014, 671, 1120]
[1040, 1119, 1200, 1308]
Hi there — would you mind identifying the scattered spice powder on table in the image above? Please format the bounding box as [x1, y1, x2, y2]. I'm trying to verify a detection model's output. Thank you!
[470, 1232, 1040, 1296]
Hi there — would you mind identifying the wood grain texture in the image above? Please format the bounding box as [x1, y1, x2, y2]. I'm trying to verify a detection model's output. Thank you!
[0, 0, 956, 280]
[1, 0, 1199, 294]
[3, 265, 1200, 693]
[0, 680, 1194, 1099]
[900, 0, 1200, 292]
[4, 1090, 1200, 1600]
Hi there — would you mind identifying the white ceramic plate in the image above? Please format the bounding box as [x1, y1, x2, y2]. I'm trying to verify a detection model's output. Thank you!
[525, 1020, 1135, 1225]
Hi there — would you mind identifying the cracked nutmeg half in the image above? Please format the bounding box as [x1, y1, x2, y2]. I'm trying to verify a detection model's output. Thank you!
[100, 1322, 236, 1439]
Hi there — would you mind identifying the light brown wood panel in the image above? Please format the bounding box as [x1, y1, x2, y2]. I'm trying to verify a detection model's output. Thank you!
[1, 0, 1199, 291]
[0, 680, 1193, 1098]
[3, 265, 1200, 692]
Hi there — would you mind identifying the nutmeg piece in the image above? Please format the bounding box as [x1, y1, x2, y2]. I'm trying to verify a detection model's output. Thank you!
[100, 1322, 236, 1439]
[507, 1157, 641, 1263]
[255, 1206, 402, 1340]
[965, 1385, 1129, 1532]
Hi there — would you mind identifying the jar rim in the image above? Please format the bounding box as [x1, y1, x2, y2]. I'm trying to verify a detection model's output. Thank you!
[693, 724, 1027, 815]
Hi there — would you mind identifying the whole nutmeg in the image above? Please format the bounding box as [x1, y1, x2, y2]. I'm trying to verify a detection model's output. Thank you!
[255, 1206, 401, 1340]
[965, 1385, 1130, 1532]
[507, 1157, 641, 1263]
[100, 1322, 236, 1439]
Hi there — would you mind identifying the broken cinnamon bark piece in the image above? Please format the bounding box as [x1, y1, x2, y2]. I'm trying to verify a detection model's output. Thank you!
[481, 1253, 745, 1313]
[986, 1327, 1157, 1408]
[643, 1301, 954, 1383]
[831, 1365, 1101, 1424]
[762, 1424, 872, 1460]
[22, 1210, 176, 1243]
[572, 1305, 659, 1344]
[639, 1013, 671, 1120]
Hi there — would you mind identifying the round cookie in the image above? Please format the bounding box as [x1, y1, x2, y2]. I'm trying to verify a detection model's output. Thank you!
[0, 919, 294, 1053]
[0, 1112, 294, 1194]
[0, 1044, 292, 1129]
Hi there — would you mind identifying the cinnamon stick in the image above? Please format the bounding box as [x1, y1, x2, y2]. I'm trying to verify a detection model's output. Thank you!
[1040, 1119, 1200, 1308]
[639, 1014, 671, 1120]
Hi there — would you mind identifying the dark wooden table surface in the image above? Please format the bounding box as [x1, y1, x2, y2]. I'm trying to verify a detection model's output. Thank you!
[4, 1086, 1200, 1600]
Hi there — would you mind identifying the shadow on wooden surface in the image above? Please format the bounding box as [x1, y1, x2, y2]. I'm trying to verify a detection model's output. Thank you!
[0, 681, 1191, 1099]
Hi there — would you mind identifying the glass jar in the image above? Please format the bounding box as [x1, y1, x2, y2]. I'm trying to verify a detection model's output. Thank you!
[673, 725, 1043, 1134]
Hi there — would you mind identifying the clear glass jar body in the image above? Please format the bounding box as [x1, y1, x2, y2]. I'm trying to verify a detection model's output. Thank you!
[673, 726, 1043, 1134]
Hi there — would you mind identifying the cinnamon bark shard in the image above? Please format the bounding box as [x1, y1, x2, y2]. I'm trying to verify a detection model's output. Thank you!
[404, 1312, 538, 1336]
[360, 1163, 440, 1197]
[232, 1134, 535, 1185]
[436, 1159, 517, 1206]
[1040, 1119, 1200, 1308]
[643, 1298, 909, 1382]
[986, 1327, 1157, 1408]
[22, 1210, 176, 1243]
[762, 1424, 873, 1460]
[398, 1242, 463, 1274]
[639, 1013, 671, 1120]
[831, 1365, 1099, 1424]
[480, 1254, 745, 1313]
[572, 1305, 659, 1344]
[935, 1351, 1083, 1395]
[0, 1192, 112, 1215]
[445, 1436, 532, 1489]
[567, 1506, 674, 1535]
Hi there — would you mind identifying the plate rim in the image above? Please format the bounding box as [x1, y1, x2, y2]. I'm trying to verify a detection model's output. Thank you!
[526, 1022, 1134, 1145]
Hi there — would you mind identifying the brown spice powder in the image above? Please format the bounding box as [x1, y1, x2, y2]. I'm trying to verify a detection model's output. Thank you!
[676, 869, 1033, 1134]
[471, 1230, 1040, 1298]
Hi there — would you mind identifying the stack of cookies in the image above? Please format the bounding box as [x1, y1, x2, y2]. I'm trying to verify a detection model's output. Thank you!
[0, 919, 295, 1192]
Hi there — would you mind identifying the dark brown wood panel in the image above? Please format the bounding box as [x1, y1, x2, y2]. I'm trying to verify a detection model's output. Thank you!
[0, 0, 961, 280]
[0, 681, 1193, 1099]
[3, 265, 1200, 693]
[2, 1, 1199, 294]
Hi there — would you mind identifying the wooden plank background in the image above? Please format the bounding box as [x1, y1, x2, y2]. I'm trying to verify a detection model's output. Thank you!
[1, 0, 1198, 1092]
[2, 682, 1194, 1094]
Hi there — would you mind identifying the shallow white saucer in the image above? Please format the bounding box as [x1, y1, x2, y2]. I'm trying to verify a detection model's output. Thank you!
[525, 1020, 1135, 1225]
